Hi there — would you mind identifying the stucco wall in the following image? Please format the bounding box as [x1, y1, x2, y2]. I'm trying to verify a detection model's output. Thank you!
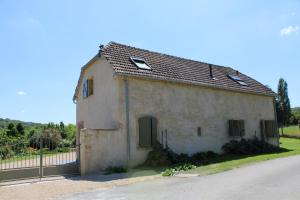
[75, 57, 277, 170]
[76, 57, 120, 130]
[80, 128, 127, 175]
[125, 78, 277, 166]
[76, 58, 128, 174]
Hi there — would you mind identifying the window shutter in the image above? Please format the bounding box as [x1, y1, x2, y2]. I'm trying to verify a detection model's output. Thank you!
[239, 120, 245, 136]
[264, 120, 276, 138]
[83, 80, 88, 98]
[151, 118, 157, 145]
[260, 120, 266, 141]
[229, 120, 234, 136]
[88, 79, 94, 96]
[229, 120, 245, 136]
[139, 117, 152, 147]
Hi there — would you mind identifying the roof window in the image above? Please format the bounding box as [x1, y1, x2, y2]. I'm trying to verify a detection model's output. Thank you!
[228, 74, 248, 86]
[130, 57, 151, 70]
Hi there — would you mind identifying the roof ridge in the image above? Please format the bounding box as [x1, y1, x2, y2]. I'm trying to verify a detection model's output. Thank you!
[107, 41, 232, 70]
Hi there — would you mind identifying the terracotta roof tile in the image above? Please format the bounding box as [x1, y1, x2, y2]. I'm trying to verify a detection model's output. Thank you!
[101, 42, 275, 96]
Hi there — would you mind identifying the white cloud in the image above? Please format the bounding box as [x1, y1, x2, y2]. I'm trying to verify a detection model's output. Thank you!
[280, 26, 299, 36]
[17, 91, 27, 96]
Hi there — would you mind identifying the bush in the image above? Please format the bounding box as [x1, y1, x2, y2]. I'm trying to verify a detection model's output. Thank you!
[222, 138, 280, 155]
[58, 139, 72, 148]
[0, 145, 14, 159]
[144, 144, 172, 166]
[104, 166, 128, 175]
[162, 163, 197, 176]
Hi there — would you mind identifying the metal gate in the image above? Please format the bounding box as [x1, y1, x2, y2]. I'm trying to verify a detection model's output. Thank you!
[0, 137, 80, 182]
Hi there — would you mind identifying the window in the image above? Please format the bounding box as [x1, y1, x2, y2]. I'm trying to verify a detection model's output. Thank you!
[227, 74, 248, 86]
[197, 127, 202, 136]
[130, 57, 152, 70]
[138, 116, 157, 147]
[261, 120, 277, 138]
[83, 78, 94, 98]
[229, 120, 245, 136]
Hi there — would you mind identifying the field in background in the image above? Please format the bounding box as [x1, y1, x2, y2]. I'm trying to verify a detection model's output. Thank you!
[280, 125, 300, 137]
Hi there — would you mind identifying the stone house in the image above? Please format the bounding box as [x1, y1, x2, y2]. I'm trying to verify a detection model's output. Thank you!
[73, 42, 278, 175]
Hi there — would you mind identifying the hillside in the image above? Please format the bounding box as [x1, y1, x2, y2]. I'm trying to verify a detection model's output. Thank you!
[0, 118, 44, 130]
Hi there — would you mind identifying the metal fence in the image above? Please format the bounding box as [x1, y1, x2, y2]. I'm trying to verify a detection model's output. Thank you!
[0, 137, 79, 182]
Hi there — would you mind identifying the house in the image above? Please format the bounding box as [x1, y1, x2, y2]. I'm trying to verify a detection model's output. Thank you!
[73, 42, 279, 175]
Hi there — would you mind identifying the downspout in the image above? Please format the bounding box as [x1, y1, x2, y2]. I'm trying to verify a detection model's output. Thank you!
[273, 97, 279, 146]
[124, 79, 131, 166]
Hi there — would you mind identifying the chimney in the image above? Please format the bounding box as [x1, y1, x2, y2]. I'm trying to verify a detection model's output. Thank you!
[209, 64, 213, 78]
[98, 44, 104, 57]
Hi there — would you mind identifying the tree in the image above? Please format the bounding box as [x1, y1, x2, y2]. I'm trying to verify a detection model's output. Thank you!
[276, 78, 291, 135]
[16, 123, 25, 135]
[7, 123, 17, 137]
[59, 121, 67, 139]
[290, 107, 300, 125]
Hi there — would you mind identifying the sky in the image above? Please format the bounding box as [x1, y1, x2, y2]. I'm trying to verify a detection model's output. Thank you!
[0, 0, 299, 124]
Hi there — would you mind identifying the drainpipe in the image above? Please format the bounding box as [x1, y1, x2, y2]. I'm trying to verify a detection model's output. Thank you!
[124, 79, 131, 166]
[273, 97, 280, 146]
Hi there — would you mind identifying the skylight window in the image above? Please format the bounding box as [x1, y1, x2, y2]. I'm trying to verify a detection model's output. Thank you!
[227, 74, 248, 86]
[130, 57, 152, 70]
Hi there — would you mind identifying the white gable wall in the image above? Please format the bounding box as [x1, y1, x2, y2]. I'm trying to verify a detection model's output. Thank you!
[76, 57, 120, 129]
[126, 77, 277, 167]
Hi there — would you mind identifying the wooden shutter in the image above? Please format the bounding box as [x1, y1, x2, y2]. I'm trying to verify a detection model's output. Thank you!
[151, 118, 157, 146]
[229, 120, 234, 136]
[229, 120, 245, 136]
[239, 120, 245, 136]
[260, 120, 266, 141]
[265, 120, 276, 138]
[139, 117, 152, 147]
[88, 79, 94, 96]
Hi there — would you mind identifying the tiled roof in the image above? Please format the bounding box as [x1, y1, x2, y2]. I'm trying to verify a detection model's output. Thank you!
[101, 42, 275, 96]
[73, 42, 275, 100]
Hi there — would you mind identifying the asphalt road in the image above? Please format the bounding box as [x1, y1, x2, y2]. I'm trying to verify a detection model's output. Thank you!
[60, 155, 300, 200]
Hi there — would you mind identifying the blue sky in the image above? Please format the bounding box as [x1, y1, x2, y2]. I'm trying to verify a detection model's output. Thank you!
[0, 0, 299, 124]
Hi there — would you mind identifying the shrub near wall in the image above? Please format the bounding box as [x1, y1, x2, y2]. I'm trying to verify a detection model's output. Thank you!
[222, 138, 281, 155]
[145, 138, 282, 176]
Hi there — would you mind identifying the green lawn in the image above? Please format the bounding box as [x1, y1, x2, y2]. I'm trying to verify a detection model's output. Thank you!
[185, 137, 300, 175]
[280, 125, 300, 136]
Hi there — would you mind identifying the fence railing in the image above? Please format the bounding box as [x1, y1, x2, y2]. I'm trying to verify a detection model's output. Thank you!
[0, 137, 78, 170]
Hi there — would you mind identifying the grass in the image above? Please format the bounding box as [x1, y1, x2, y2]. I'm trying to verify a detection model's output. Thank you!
[185, 137, 300, 175]
[280, 125, 300, 136]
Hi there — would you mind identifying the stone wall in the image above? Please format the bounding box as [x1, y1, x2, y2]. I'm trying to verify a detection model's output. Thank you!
[79, 128, 127, 175]
[125, 77, 278, 166]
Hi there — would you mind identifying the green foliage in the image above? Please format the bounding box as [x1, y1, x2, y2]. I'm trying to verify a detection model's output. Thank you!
[7, 123, 17, 137]
[276, 78, 291, 127]
[144, 144, 218, 176]
[0, 118, 77, 159]
[16, 123, 25, 135]
[104, 166, 128, 174]
[290, 107, 300, 125]
[144, 144, 172, 166]
[162, 163, 197, 176]
[222, 138, 280, 155]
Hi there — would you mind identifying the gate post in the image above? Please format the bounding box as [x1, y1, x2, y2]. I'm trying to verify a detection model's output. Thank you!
[39, 137, 43, 179]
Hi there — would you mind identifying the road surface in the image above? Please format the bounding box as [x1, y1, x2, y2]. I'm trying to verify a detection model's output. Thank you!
[60, 155, 300, 200]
